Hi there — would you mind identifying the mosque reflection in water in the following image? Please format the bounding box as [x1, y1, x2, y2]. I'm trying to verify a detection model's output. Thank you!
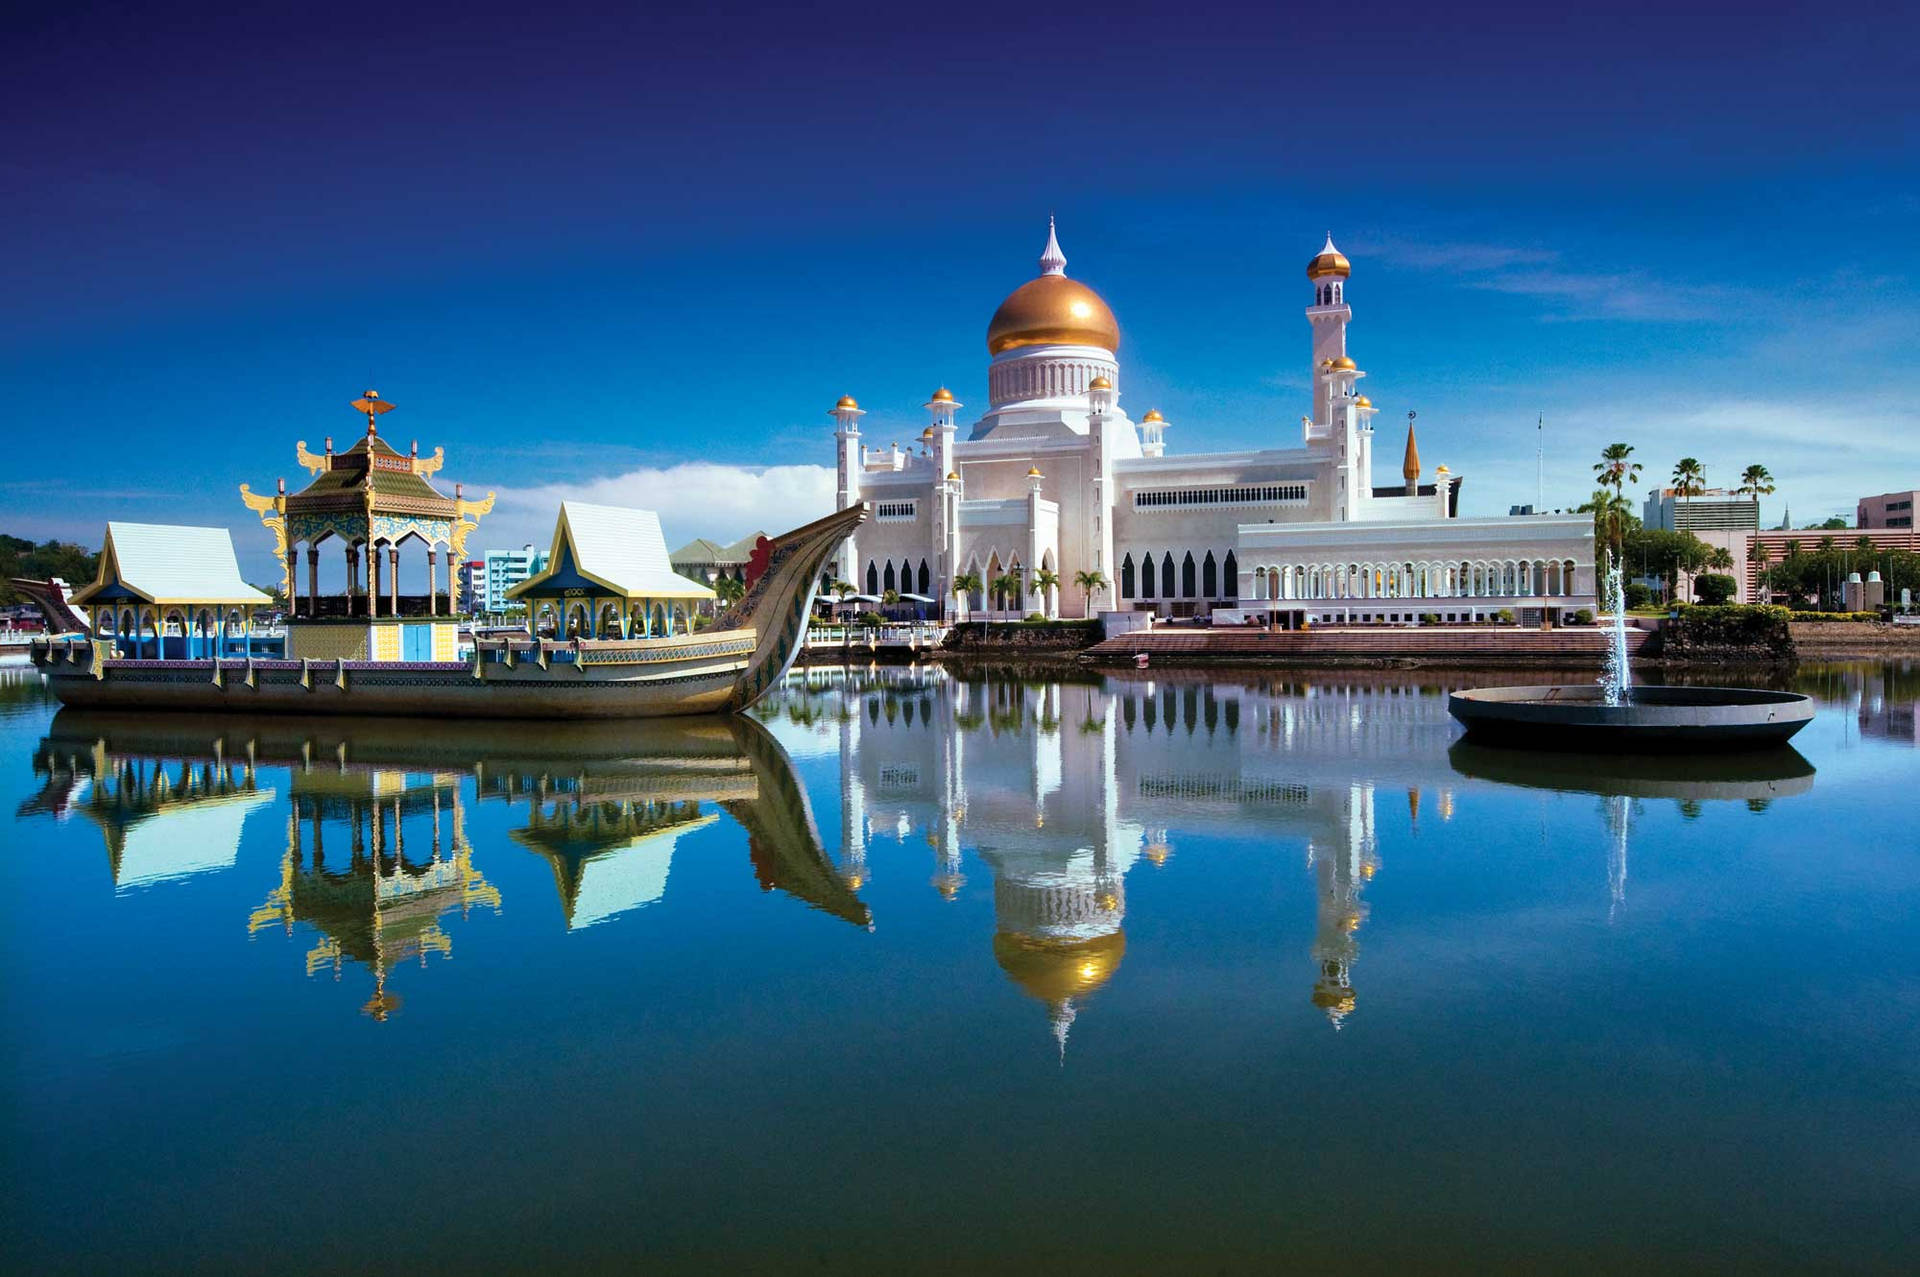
[22, 667, 1817, 1042]
[789, 668, 1454, 1041]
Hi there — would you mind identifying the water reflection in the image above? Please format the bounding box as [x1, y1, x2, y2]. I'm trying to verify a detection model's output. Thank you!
[17, 669, 1831, 1039]
[781, 669, 1486, 1041]
[1447, 741, 1817, 919]
[24, 711, 865, 1016]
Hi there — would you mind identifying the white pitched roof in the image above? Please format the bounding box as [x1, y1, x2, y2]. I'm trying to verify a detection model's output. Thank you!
[515, 502, 715, 600]
[75, 522, 272, 607]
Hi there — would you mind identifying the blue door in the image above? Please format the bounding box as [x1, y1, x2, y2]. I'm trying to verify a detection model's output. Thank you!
[403, 624, 433, 661]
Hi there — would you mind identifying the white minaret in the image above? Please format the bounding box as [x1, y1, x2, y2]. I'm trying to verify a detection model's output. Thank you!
[926, 387, 962, 605]
[1087, 376, 1118, 612]
[1306, 234, 1352, 405]
[831, 394, 865, 584]
[1138, 408, 1167, 459]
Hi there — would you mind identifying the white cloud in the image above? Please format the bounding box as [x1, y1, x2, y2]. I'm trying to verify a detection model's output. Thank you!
[491, 461, 837, 549]
[1368, 237, 1752, 322]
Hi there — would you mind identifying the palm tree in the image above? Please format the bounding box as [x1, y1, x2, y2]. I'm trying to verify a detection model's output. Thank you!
[1073, 568, 1108, 619]
[1707, 546, 1735, 572]
[1030, 568, 1060, 618]
[1783, 539, 1802, 561]
[830, 579, 854, 618]
[991, 570, 1024, 616]
[1672, 457, 1706, 498]
[713, 574, 745, 610]
[1855, 535, 1876, 554]
[950, 570, 981, 622]
[1751, 540, 1772, 601]
[1735, 464, 1775, 502]
[1578, 487, 1631, 554]
[1594, 443, 1643, 502]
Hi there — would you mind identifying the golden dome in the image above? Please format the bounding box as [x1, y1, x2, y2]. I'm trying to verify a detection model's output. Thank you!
[1354, 395, 1372, 408]
[930, 386, 954, 403]
[1330, 356, 1356, 372]
[1089, 374, 1112, 390]
[1436, 463, 1450, 474]
[987, 274, 1120, 355]
[921, 426, 935, 439]
[1141, 408, 1164, 423]
[946, 470, 960, 481]
[834, 394, 859, 410]
[1027, 466, 1044, 478]
[992, 930, 1126, 1005]
[1307, 234, 1351, 280]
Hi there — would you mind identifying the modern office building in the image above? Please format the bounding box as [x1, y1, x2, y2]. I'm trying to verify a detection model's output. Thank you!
[1857, 489, 1918, 530]
[483, 545, 550, 615]
[1642, 488, 1762, 534]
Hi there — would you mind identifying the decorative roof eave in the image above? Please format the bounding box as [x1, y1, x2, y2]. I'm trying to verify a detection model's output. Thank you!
[505, 503, 716, 603]
[71, 523, 273, 609]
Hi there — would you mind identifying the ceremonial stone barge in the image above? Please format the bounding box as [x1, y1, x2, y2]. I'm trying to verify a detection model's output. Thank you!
[28, 393, 863, 719]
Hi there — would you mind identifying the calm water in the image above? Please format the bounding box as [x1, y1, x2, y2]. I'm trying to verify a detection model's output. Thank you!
[2, 660, 1916, 1273]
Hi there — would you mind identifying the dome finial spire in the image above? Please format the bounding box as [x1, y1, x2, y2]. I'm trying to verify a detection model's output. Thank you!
[1039, 215, 1067, 276]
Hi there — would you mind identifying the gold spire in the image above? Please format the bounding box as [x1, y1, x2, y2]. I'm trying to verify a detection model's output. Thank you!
[1402, 421, 1422, 483]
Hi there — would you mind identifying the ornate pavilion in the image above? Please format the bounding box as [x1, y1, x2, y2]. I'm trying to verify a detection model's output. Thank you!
[241, 391, 495, 660]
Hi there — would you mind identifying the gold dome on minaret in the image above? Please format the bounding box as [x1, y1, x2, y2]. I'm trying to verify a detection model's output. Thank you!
[1307, 233, 1351, 280]
[986, 219, 1121, 355]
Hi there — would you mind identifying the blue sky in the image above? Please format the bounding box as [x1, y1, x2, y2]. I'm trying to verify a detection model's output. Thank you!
[4, 0, 1915, 579]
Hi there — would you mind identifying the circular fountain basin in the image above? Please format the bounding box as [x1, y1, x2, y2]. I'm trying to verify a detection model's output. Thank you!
[1448, 684, 1815, 751]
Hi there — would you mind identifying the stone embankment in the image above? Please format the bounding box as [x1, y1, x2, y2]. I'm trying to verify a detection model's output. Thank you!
[1653, 606, 1796, 666]
[941, 621, 1101, 653]
[1079, 626, 1648, 670]
[1789, 620, 1920, 657]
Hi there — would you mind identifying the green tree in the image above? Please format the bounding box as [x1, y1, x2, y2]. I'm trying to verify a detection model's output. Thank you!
[1671, 457, 1706, 498]
[950, 570, 981, 621]
[1029, 568, 1060, 618]
[1735, 464, 1775, 502]
[1578, 487, 1634, 557]
[1591, 444, 1642, 553]
[1073, 568, 1108, 619]
[713, 575, 745, 608]
[0, 534, 101, 606]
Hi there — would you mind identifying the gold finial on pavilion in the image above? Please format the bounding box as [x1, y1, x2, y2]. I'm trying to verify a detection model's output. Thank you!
[350, 389, 395, 437]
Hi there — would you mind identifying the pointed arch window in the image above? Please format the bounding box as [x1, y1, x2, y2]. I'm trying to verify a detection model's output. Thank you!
[1181, 552, 1197, 598]
[917, 560, 930, 595]
[1140, 553, 1156, 599]
[1161, 554, 1176, 598]
[883, 561, 896, 593]
[1223, 551, 1238, 600]
[865, 561, 879, 595]
[1121, 553, 1136, 599]
[1202, 551, 1218, 597]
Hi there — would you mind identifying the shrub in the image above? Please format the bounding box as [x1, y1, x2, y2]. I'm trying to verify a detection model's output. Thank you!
[1624, 582, 1653, 609]
[1496, 608, 1515, 624]
[1419, 613, 1441, 625]
[1024, 612, 1047, 623]
[1573, 609, 1594, 624]
[1695, 573, 1737, 605]
[856, 611, 885, 628]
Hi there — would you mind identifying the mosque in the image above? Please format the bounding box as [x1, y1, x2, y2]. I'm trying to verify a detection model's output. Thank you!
[830, 223, 1595, 625]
